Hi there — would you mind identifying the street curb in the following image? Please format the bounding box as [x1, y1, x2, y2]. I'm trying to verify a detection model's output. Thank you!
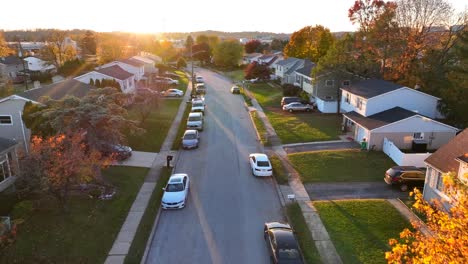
[282, 140, 347, 147]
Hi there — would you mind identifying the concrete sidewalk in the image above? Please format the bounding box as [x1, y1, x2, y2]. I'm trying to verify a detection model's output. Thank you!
[115, 151, 158, 168]
[247, 92, 343, 264]
[105, 78, 192, 264]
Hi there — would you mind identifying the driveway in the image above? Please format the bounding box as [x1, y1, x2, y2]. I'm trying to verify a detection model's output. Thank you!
[146, 68, 283, 263]
[284, 141, 360, 154]
[304, 182, 411, 200]
[115, 151, 157, 168]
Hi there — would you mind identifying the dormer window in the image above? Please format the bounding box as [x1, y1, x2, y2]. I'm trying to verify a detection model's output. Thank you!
[342, 80, 350, 87]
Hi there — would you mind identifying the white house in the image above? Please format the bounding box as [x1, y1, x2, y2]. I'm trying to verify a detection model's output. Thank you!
[131, 56, 158, 74]
[24, 57, 56, 73]
[75, 65, 135, 93]
[423, 129, 468, 211]
[342, 107, 458, 151]
[140, 52, 162, 64]
[97, 60, 144, 81]
[340, 79, 442, 119]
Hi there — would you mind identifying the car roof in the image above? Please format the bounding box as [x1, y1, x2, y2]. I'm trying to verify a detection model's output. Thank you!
[192, 100, 203, 104]
[251, 153, 269, 161]
[273, 229, 300, 250]
[184, 129, 197, 134]
[189, 112, 202, 117]
[169, 173, 187, 182]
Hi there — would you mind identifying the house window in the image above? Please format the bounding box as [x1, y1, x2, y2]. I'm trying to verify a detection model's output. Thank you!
[0, 159, 11, 182]
[325, 80, 334, 86]
[342, 80, 350, 87]
[413, 132, 424, 140]
[435, 173, 445, 192]
[0, 115, 12, 125]
[355, 97, 363, 110]
[304, 78, 311, 84]
[345, 93, 351, 103]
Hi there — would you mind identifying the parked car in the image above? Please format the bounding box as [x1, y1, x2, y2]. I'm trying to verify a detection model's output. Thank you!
[280, 97, 302, 107]
[231, 86, 241, 94]
[249, 153, 273, 177]
[161, 89, 184, 97]
[264, 222, 304, 264]
[384, 166, 426, 191]
[195, 76, 204, 83]
[161, 72, 180, 79]
[191, 99, 205, 113]
[155, 76, 179, 85]
[195, 83, 206, 94]
[161, 173, 190, 209]
[182, 130, 200, 149]
[136, 87, 159, 96]
[101, 144, 132, 161]
[282, 102, 313, 112]
[187, 112, 204, 131]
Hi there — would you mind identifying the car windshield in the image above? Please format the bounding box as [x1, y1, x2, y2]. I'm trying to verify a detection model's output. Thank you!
[166, 183, 184, 192]
[279, 248, 300, 260]
[188, 116, 202, 121]
[386, 168, 398, 177]
[193, 103, 203, 107]
[257, 161, 270, 167]
[184, 133, 197, 140]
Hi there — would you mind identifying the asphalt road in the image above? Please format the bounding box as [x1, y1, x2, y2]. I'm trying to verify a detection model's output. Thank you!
[146, 68, 284, 264]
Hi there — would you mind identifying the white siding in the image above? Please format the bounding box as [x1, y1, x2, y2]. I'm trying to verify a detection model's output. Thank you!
[316, 98, 338, 113]
[0, 98, 30, 153]
[366, 88, 440, 118]
[340, 90, 366, 115]
[99, 61, 144, 81]
[74, 72, 135, 94]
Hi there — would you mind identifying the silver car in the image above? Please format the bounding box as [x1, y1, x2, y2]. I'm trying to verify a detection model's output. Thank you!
[182, 130, 200, 149]
[282, 102, 313, 112]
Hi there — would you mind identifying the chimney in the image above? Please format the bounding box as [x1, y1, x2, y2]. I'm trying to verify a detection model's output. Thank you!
[414, 84, 421, 90]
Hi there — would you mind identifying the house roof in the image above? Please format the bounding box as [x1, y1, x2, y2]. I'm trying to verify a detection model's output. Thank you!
[119, 58, 145, 68]
[344, 107, 418, 130]
[295, 60, 316, 76]
[341, 79, 404, 99]
[131, 56, 155, 65]
[96, 65, 134, 80]
[284, 60, 304, 75]
[276, 57, 301, 67]
[0, 137, 17, 153]
[19, 79, 94, 101]
[0, 55, 23, 65]
[425, 129, 468, 173]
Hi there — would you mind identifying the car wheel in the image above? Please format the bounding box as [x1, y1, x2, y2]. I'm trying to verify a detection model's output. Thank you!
[288, 109, 293, 113]
[252, 168, 256, 176]
[400, 184, 408, 192]
[306, 108, 311, 112]
[176, 94, 181, 97]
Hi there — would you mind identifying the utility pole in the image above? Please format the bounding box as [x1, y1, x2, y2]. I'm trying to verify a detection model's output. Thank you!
[17, 39, 28, 90]
[190, 44, 194, 91]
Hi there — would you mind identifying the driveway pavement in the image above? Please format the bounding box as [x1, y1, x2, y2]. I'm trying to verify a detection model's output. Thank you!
[115, 151, 158, 168]
[304, 182, 411, 200]
[145, 68, 284, 264]
[283, 141, 360, 154]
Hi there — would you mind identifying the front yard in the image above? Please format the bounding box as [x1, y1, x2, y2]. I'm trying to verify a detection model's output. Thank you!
[247, 83, 342, 144]
[314, 200, 410, 264]
[288, 150, 395, 183]
[1, 166, 148, 263]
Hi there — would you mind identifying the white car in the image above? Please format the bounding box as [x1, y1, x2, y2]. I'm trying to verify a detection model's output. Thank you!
[162, 89, 184, 97]
[249, 153, 273, 177]
[161, 174, 190, 209]
[191, 99, 205, 113]
[282, 102, 313, 112]
[195, 76, 204, 83]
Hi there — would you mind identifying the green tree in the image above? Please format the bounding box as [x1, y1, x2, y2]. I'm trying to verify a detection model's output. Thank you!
[185, 35, 194, 51]
[212, 40, 243, 69]
[80, 30, 97, 55]
[284, 25, 335, 62]
[177, 57, 187, 69]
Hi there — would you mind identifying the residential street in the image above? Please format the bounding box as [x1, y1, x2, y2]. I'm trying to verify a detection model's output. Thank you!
[145, 68, 284, 264]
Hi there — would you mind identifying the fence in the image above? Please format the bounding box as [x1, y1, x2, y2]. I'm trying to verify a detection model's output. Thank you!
[383, 138, 431, 167]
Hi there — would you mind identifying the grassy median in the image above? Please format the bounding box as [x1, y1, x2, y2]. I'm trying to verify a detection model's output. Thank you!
[171, 102, 192, 150]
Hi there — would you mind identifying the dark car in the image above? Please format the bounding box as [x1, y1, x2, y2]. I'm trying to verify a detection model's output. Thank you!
[264, 222, 304, 264]
[281, 97, 302, 107]
[384, 166, 426, 191]
[101, 144, 132, 161]
[160, 72, 179, 79]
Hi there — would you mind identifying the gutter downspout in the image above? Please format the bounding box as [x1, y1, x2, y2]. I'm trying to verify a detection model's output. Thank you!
[19, 110, 29, 154]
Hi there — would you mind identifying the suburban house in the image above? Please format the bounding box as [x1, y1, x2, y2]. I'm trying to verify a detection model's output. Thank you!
[274, 57, 303, 84]
[131, 55, 158, 74]
[0, 137, 19, 193]
[268, 53, 284, 71]
[140, 52, 162, 64]
[257, 54, 278, 66]
[97, 60, 144, 81]
[423, 129, 468, 211]
[0, 55, 26, 80]
[0, 79, 94, 153]
[243, 53, 263, 65]
[24, 57, 56, 74]
[340, 79, 442, 119]
[75, 65, 135, 93]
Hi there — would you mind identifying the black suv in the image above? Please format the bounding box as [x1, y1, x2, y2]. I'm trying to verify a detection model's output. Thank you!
[384, 166, 426, 191]
[281, 97, 301, 107]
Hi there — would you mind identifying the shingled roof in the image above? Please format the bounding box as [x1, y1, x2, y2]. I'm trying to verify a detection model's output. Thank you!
[295, 60, 316, 76]
[341, 79, 404, 99]
[96, 65, 133, 80]
[119, 58, 145, 67]
[343, 107, 418, 130]
[425, 129, 468, 173]
[19, 79, 94, 101]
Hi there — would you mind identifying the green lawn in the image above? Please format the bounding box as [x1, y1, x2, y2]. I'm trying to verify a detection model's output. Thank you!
[2, 166, 148, 263]
[286, 203, 323, 264]
[174, 70, 189, 92]
[270, 155, 288, 185]
[171, 102, 192, 150]
[125, 167, 171, 264]
[127, 99, 181, 152]
[314, 200, 410, 264]
[288, 150, 395, 183]
[247, 83, 342, 143]
[223, 69, 245, 82]
[250, 111, 269, 146]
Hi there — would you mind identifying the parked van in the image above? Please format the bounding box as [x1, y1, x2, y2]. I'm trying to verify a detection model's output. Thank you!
[187, 112, 204, 131]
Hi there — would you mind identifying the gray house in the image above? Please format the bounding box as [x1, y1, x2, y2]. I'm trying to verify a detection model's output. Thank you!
[423, 129, 468, 211]
[0, 79, 94, 153]
[0, 137, 19, 192]
[274, 57, 303, 84]
[0, 55, 27, 80]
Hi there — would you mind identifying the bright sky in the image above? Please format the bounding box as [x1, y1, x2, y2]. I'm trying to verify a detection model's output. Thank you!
[1, 0, 466, 33]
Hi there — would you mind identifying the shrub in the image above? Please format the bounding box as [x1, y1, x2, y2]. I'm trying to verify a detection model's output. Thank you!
[282, 84, 301, 96]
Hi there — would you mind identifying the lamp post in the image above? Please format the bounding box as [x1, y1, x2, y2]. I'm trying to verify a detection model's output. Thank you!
[191, 44, 194, 91]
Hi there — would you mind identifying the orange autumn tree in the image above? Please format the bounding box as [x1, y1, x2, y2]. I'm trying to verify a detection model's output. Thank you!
[18, 134, 112, 211]
[386, 172, 468, 263]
